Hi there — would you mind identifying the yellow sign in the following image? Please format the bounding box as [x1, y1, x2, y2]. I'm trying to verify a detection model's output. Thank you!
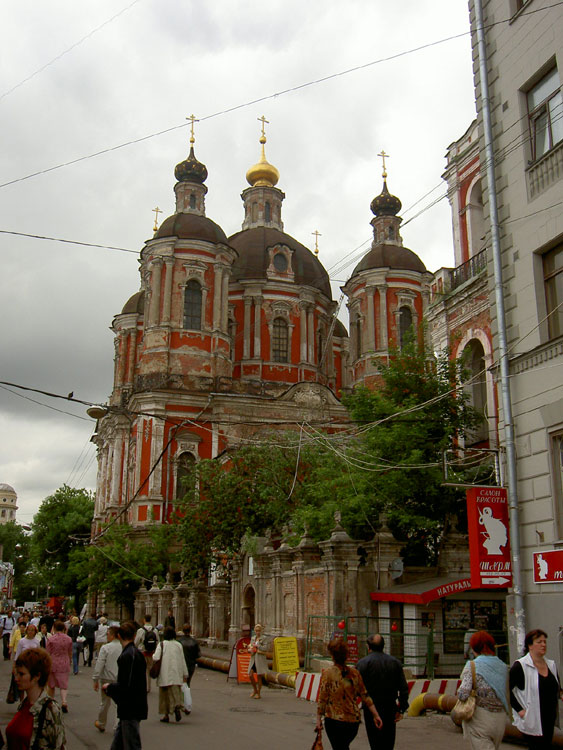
[272, 637, 300, 673]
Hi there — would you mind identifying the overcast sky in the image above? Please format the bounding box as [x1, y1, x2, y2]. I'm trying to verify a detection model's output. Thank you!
[0, 0, 477, 523]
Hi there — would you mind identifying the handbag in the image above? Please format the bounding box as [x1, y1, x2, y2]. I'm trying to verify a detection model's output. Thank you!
[149, 643, 163, 679]
[6, 674, 16, 704]
[453, 660, 476, 721]
[311, 727, 323, 750]
[76, 627, 86, 644]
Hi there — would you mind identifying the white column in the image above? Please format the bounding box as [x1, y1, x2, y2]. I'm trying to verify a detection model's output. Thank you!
[253, 296, 262, 359]
[162, 258, 174, 323]
[307, 305, 314, 363]
[149, 259, 163, 326]
[243, 297, 252, 359]
[378, 285, 388, 350]
[367, 287, 376, 351]
[300, 303, 307, 362]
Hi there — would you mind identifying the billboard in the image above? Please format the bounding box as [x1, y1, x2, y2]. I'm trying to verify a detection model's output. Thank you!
[466, 486, 512, 588]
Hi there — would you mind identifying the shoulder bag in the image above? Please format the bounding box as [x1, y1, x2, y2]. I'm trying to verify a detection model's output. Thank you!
[453, 660, 476, 721]
[149, 642, 163, 679]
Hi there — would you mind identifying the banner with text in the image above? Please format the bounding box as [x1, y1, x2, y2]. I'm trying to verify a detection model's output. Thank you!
[467, 486, 512, 588]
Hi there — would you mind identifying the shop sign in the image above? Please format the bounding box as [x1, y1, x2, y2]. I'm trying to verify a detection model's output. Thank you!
[227, 636, 251, 683]
[467, 486, 512, 588]
[533, 549, 563, 584]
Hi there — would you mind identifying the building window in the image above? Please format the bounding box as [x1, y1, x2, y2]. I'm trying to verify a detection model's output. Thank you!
[399, 306, 413, 347]
[355, 318, 362, 359]
[551, 433, 563, 539]
[273, 253, 288, 272]
[464, 339, 489, 445]
[228, 318, 236, 360]
[543, 244, 563, 340]
[527, 67, 563, 161]
[189, 193, 196, 209]
[272, 318, 288, 362]
[317, 329, 324, 367]
[183, 279, 202, 329]
[176, 452, 195, 500]
[265, 202, 271, 222]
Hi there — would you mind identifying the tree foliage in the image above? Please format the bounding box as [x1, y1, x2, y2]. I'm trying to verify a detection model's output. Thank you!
[0, 522, 31, 601]
[31, 485, 94, 606]
[176, 334, 487, 574]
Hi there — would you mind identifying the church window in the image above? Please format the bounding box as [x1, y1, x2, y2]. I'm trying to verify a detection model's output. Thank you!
[176, 452, 195, 500]
[183, 279, 202, 330]
[399, 306, 412, 348]
[273, 253, 288, 272]
[1, 510, 5, 518]
[272, 318, 289, 362]
[228, 319, 236, 360]
[189, 193, 196, 209]
[355, 318, 362, 359]
[317, 329, 324, 367]
[265, 202, 271, 222]
[464, 339, 488, 445]
[252, 202, 258, 222]
[388, 226, 394, 240]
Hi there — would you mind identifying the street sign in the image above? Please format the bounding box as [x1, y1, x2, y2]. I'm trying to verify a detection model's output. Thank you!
[533, 549, 563, 584]
[467, 486, 512, 588]
[1, 587, 7, 593]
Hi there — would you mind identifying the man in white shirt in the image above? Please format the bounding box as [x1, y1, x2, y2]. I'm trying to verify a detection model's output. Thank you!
[92, 625, 122, 732]
[1, 610, 17, 660]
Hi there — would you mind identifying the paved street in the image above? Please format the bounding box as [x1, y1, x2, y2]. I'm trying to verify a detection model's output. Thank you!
[0, 656, 515, 749]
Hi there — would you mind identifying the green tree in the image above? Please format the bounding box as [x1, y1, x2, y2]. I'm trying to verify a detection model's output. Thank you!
[0, 522, 32, 601]
[31, 485, 94, 607]
[87, 524, 174, 616]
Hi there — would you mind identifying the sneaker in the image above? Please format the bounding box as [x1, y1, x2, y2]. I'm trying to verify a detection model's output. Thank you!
[94, 721, 105, 733]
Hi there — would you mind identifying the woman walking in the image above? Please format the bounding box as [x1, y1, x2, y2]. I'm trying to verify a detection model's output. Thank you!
[510, 628, 561, 749]
[153, 626, 188, 723]
[46, 620, 72, 713]
[457, 630, 510, 749]
[316, 638, 382, 750]
[67, 616, 82, 675]
[6, 648, 66, 749]
[247, 623, 268, 699]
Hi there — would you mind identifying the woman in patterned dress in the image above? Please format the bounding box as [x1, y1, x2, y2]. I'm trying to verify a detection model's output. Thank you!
[46, 620, 72, 713]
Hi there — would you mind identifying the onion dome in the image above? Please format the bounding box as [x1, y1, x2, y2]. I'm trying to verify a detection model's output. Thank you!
[155, 213, 228, 243]
[174, 145, 208, 184]
[246, 121, 279, 187]
[370, 180, 402, 217]
[352, 244, 426, 275]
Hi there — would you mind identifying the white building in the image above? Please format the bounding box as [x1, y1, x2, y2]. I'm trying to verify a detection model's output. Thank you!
[0, 484, 18, 525]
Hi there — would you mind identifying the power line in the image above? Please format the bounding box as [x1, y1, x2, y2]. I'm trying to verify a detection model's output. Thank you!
[3, 3, 560, 193]
[0, 229, 138, 254]
[0, 384, 91, 422]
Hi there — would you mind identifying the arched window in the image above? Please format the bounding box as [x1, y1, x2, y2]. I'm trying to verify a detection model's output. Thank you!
[355, 317, 362, 359]
[317, 329, 324, 367]
[388, 226, 395, 241]
[176, 452, 195, 500]
[252, 202, 258, 222]
[272, 318, 288, 362]
[399, 306, 412, 348]
[228, 319, 235, 360]
[183, 279, 202, 329]
[189, 193, 196, 210]
[465, 339, 488, 445]
[265, 202, 271, 222]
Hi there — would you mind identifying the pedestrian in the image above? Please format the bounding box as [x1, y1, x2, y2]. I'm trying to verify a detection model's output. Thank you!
[103, 621, 148, 750]
[38, 622, 52, 649]
[356, 634, 409, 750]
[46, 620, 72, 714]
[15, 624, 40, 659]
[38, 609, 54, 635]
[153, 626, 188, 723]
[247, 623, 268, 699]
[81, 612, 98, 667]
[93, 625, 122, 733]
[95, 616, 109, 660]
[317, 638, 382, 750]
[164, 608, 176, 632]
[177, 623, 201, 688]
[457, 630, 510, 749]
[7, 621, 27, 703]
[510, 628, 561, 749]
[6, 647, 66, 749]
[134, 614, 158, 692]
[67, 615, 82, 675]
[1, 609, 17, 660]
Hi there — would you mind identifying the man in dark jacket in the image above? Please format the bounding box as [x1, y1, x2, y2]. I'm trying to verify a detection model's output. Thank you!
[81, 612, 98, 667]
[356, 634, 409, 750]
[177, 623, 201, 687]
[104, 621, 148, 750]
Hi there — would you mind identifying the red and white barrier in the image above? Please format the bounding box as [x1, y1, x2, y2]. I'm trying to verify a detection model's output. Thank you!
[295, 672, 460, 703]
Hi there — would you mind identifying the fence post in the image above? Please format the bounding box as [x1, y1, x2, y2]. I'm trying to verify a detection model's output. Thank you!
[427, 623, 435, 679]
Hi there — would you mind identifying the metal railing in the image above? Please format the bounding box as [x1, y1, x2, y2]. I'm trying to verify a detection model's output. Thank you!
[451, 248, 487, 291]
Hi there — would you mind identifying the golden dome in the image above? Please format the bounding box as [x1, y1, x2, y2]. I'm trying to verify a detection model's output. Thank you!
[246, 134, 279, 187]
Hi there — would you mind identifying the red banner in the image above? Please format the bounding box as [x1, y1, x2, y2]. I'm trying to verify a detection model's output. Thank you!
[467, 486, 512, 588]
[533, 549, 563, 583]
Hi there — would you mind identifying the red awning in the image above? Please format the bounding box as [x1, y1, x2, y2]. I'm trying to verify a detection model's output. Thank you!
[370, 577, 473, 605]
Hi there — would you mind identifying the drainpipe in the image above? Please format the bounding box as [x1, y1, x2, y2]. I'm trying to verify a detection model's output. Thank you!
[474, 0, 525, 653]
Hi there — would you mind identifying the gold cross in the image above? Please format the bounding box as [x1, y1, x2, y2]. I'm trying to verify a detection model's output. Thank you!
[258, 115, 269, 139]
[378, 149, 389, 179]
[186, 114, 198, 145]
[152, 206, 162, 232]
[312, 230, 322, 256]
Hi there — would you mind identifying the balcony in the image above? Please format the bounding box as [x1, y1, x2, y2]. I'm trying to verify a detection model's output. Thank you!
[451, 248, 487, 291]
[527, 140, 563, 200]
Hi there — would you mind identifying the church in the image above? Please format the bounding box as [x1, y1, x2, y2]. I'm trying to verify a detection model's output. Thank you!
[92, 120, 431, 535]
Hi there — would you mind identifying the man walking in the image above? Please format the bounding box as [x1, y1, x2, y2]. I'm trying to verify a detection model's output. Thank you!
[81, 612, 99, 667]
[1, 609, 16, 660]
[103, 622, 147, 750]
[356, 634, 409, 750]
[177, 623, 201, 688]
[93, 625, 122, 733]
[134, 614, 158, 692]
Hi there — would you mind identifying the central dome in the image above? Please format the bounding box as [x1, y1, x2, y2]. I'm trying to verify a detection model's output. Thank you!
[229, 227, 332, 298]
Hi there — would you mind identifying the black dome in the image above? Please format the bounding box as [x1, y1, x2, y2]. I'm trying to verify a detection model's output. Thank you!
[155, 213, 228, 244]
[352, 244, 426, 275]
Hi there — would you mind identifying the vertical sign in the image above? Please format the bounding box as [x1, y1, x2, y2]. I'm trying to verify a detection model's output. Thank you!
[466, 486, 512, 588]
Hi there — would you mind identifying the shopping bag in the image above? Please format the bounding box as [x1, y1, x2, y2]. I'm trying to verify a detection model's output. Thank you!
[182, 683, 192, 712]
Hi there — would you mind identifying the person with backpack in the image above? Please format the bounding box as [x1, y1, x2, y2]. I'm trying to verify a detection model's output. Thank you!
[134, 615, 158, 693]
